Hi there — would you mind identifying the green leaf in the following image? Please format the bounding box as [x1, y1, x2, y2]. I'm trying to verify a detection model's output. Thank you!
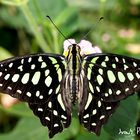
[104, 95, 138, 139]
[56, 7, 79, 37]
[51, 117, 80, 140]
[0, 7, 30, 31]
[0, 117, 49, 140]
[0, 47, 13, 60]
[76, 127, 110, 140]
[28, 0, 67, 19]
[0, 103, 32, 117]
[1, 0, 29, 6]
[0, 117, 80, 140]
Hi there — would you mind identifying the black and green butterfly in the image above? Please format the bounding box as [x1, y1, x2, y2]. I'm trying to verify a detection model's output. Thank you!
[0, 39, 139, 138]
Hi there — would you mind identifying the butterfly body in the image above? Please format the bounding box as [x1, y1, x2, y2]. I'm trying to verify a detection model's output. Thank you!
[0, 39, 139, 138]
[64, 43, 82, 105]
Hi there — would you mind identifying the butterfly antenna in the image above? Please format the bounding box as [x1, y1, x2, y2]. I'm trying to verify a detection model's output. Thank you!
[46, 15, 72, 45]
[81, 17, 104, 40]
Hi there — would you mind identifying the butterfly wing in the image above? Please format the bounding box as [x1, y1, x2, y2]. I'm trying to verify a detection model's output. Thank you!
[0, 54, 65, 103]
[79, 53, 140, 135]
[0, 53, 71, 137]
[79, 97, 119, 135]
[83, 53, 140, 102]
[28, 91, 71, 138]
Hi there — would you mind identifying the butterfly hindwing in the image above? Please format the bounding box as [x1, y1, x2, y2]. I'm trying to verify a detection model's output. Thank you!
[79, 97, 119, 135]
[0, 54, 66, 103]
[28, 92, 71, 138]
[83, 53, 140, 102]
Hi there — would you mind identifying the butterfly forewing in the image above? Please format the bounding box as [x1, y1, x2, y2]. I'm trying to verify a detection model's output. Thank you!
[0, 54, 66, 103]
[83, 53, 140, 102]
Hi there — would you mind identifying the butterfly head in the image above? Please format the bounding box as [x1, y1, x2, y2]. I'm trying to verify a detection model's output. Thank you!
[63, 39, 102, 57]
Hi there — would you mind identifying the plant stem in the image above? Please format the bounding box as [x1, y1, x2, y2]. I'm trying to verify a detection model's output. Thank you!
[20, 4, 52, 52]
[0, 0, 28, 6]
[52, 29, 60, 53]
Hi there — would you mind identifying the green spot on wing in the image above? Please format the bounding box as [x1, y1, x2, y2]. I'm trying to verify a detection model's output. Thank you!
[127, 73, 134, 81]
[107, 70, 116, 83]
[49, 57, 57, 64]
[87, 67, 92, 80]
[97, 75, 103, 85]
[54, 64, 59, 70]
[118, 72, 125, 82]
[89, 82, 94, 93]
[91, 57, 99, 63]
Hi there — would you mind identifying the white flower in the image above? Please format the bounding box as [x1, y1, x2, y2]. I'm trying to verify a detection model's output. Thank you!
[78, 40, 102, 55]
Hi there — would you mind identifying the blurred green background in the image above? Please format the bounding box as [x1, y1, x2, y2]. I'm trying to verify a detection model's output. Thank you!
[0, 0, 140, 140]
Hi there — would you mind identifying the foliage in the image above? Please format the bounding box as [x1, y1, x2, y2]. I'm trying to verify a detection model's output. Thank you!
[0, 0, 140, 140]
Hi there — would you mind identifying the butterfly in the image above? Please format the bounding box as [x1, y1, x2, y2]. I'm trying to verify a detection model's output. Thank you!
[0, 39, 139, 138]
